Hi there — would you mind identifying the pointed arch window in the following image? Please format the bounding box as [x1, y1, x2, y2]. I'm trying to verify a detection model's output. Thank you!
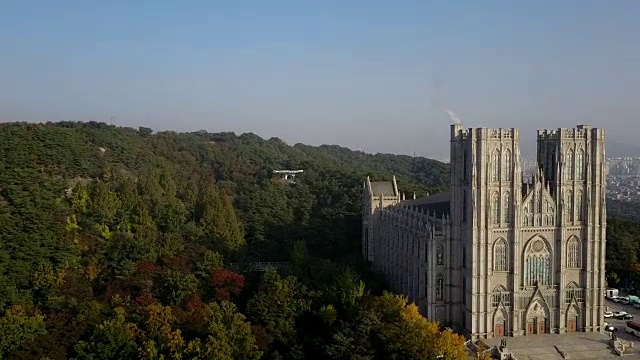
[566, 190, 574, 222]
[494, 238, 508, 272]
[364, 228, 369, 257]
[565, 282, 584, 304]
[492, 149, 501, 182]
[492, 192, 500, 224]
[463, 148, 469, 181]
[462, 190, 467, 223]
[436, 274, 444, 301]
[503, 192, 511, 223]
[424, 271, 428, 300]
[425, 240, 429, 262]
[576, 191, 584, 221]
[576, 148, 585, 180]
[567, 149, 575, 181]
[462, 277, 466, 304]
[492, 285, 511, 307]
[524, 237, 551, 286]
[436, 244, 444, 265]
[567, 236, 580, 268]
[503, 149, 512, 181]
[462, 247, 466, 268]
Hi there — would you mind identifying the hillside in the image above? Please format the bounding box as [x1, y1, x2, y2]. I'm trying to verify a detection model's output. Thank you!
[0, 122, 449, 266]
[0, 121, 462, 359]
[607, 199, 640, 223]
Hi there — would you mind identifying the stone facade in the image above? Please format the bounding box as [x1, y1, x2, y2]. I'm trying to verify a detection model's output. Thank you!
[362, 124, 607, 340]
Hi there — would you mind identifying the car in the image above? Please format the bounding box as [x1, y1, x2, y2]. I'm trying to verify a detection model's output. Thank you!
[614, 311, 633, 320]
[605, 310, 614, 318]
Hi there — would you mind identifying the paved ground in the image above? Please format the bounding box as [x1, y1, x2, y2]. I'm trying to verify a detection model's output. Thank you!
[483, 332, 634, 359]
[603, 298, 640, 347]
[477, 299, 640, 359]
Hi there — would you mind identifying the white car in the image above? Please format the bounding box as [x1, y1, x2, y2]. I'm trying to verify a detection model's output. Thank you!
[605, 310, 614, 318]
[615, 311, 633, 320]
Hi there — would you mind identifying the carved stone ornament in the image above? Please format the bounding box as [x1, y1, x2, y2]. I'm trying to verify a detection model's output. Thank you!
[533, 240, 544, 252]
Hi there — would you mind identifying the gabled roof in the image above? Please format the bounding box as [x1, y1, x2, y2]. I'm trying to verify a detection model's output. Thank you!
[370, 181, 396, 197]
[403, 191, 451, 217]
[405, 191, 451, 206]
[522, 181, 556, 209]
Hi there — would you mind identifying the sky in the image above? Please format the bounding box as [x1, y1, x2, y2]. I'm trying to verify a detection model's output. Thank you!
[1, 0, 639, 159]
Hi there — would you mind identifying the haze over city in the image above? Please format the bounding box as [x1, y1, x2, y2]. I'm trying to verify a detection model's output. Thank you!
[2, 0, 640, 159]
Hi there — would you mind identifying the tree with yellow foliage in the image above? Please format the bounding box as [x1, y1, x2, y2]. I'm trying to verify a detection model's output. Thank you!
[369, 292, 467, 360]
[186, 301, 262, 360]
[138, 304, 186, 359]
[0, 305, 46, 359]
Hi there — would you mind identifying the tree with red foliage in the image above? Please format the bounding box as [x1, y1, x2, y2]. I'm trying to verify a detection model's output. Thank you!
[211, 269, 245, 301]
[135, 295, 159, 307]
[186, 292, 205, 311]
[251, 324, 274, 352]
[135, 261, 159, 276]
[162, 254, 192, 272]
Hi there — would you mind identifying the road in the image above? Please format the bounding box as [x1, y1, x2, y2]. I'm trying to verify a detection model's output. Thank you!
[603, 298, 640, 344]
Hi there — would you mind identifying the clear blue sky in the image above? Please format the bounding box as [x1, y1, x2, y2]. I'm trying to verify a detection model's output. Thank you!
[1, 0, 639, 158]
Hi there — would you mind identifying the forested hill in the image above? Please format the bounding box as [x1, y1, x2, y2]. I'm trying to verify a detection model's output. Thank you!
[0, 121, 463, 360]
[0, 121, 449, 265]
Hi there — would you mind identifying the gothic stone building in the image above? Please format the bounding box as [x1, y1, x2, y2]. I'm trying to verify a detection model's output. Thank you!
[362, 124, 607, 339]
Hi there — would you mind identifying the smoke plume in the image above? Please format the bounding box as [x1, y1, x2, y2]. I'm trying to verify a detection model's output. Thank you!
[444, 108, 462, 124]
[430, 80, 462, 125]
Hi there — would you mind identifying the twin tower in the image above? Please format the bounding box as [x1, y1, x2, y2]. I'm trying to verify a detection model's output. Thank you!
[362, 124, 607, 339]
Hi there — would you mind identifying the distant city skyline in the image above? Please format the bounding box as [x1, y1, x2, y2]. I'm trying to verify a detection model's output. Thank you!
[2, 0, 640, 158]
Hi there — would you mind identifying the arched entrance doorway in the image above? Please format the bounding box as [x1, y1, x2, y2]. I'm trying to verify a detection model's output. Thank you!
[566, 306, 579, 332]
[494, 310, 507, 337]
[526, 301, 548, 335]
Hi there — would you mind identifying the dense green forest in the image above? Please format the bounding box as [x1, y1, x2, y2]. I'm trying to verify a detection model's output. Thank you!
[608, 199, 640, 223]
[2, 121, 639, 359]
[605, 218, 640, 291]
[0, 122, 462, 359]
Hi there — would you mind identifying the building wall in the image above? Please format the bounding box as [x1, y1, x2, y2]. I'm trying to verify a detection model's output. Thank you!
[535, 125, 607, 335]
[361, 124, 606, 340]
[362, 199, 450, 323]
[362, 177, 401, 264]
[450, 125, 523, 337]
